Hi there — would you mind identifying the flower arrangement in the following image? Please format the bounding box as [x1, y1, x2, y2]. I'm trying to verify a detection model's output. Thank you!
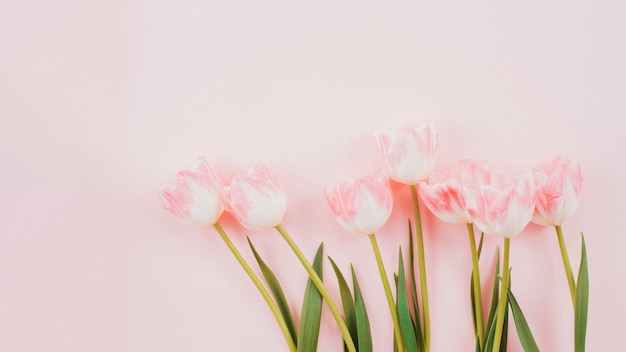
[159, 120, 588, 352]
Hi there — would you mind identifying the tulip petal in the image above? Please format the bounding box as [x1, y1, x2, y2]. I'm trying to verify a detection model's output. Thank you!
[159, 158, 224, 226]
[375, 121, 438, 185]
[222, 162, 287, 231]
[325, 172, 393, 235]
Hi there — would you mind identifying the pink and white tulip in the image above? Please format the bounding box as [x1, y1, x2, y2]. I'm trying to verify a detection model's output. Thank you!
[325, 172, 393, 235]
[159, 157, 225, 226]
[222, 162, 287, 231]
[464, 170, 536, 238]
[375, 120, 438, 185]
[418, 160, 490, 224]
[532, 156, 583, 226]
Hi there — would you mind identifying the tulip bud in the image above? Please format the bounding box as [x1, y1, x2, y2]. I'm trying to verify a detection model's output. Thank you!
[222, 162, 287, 231]
[159, 157, 224, 226]
[325, 172, 393, 235]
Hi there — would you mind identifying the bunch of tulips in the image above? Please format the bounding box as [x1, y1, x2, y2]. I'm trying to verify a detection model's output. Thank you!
[159, 120, 588, 352]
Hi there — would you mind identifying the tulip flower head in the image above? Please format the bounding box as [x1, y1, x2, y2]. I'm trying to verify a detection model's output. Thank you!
[375, 120, 438, 185]
[464, 170, 535, 238]
[532, 156, 583, 226]
[159, 157, 225, 226]
[325, 172, 393, 235]
[222, 162, 287, 231]
[418, 160, 491, 224]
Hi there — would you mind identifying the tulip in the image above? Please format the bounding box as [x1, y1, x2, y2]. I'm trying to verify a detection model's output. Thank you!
[533, 156, 583, 307]
[376, 121, 437, 350]
[375, 120, 438, 185]
[418, 160, 490, 224]
[417, 160, 491, 348]
[532, 156, 583, 227]
[464, 171, 535, 238]
[224, 162, 357, 352]
[159, 156, 224, 226]
[160, 158, 296, 351]
[325, 172, 407, 351]
[324, 172, 393, 235]
[463, 170, 535, 352]
[222, 161, 287, 231]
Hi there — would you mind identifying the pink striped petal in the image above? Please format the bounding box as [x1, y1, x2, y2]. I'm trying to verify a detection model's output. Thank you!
[532, 156, 582, 226]
[159, 158, 224, 226]
[325, 172, 393, 235]
[222, 162, 287, 231]
[375, 120, 438, 185]
[464, 170, 535, 238]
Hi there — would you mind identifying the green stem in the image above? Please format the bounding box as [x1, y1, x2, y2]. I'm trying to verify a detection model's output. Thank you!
[555, 225, 576, 308]
[492, 238, 510, 352]
[213, 223, 297, 352]
[410, 184, 431, 351]
[467, 223, 485, 349]
[369, 234, 406, 352]
[275, 224, 357, 352]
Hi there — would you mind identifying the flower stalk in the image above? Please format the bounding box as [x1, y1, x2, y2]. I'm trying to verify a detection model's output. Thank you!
[369, 234, 406, 351]
[410, 184, 431, 351]
[492, 238, 511, 352]
[468, 223, 484, 349]
[555, 225, 576, 307]
[275, 224, 357, 352]
[214, 223, 297, 352]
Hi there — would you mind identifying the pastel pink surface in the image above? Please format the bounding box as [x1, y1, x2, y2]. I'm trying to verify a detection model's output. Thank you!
[1, 1, 625, 351]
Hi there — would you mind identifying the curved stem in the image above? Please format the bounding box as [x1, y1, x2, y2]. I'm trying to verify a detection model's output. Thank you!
[275, 224, 357, 352]
[213, 223, 297, 352]
[467, 223, 485, 349]
[555, 225, 576, 308]
[410, 185, 431, 351]
[492, 238, 510, 352]
[369, 234, 406, 352]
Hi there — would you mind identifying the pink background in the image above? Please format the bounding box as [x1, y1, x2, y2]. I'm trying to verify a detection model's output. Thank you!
[1, 1, 625, 351]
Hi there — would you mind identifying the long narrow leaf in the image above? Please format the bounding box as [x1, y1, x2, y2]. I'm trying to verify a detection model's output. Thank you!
[485, 248, 501, 334]
[477, 232, 485, 259]
[328, 257, 358, 352]
[575, 233, 589, 352]
[497, 270, 511, 352]
[351, 265, 373, 352]
[508, 289, 540, 352]
[484, 248, 501, 351]
[471, 274, 478, 339]
[247, 237, 297, 344]
[500, 301, 509, 352]
[484, 309, 497, 352]
[471, 232, 485, 350]
[397, 248, 419, 352]
[408, 219, 425, 350]
[297, 243, 324, 352]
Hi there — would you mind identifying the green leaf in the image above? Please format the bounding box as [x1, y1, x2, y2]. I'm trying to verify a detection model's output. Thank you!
[498, 271, 511, 352]
[247, 237, 297, 345]
[471, 232, 486, 350]
[500, 300, 509, 352]
[397, 248, 419, 352]
[508, 289, 540, 352]
[484, 248, 501, 351]
[328, 257, 358, 352]
[477, 232, 485, 259]
[297, 243, 324, 352]
[575, 233, 589, 352]
[408, 219, 425, 350]
[470, 274, 479, 348]
[486, 248, 501, 334]
[351, 265, 373, 352]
